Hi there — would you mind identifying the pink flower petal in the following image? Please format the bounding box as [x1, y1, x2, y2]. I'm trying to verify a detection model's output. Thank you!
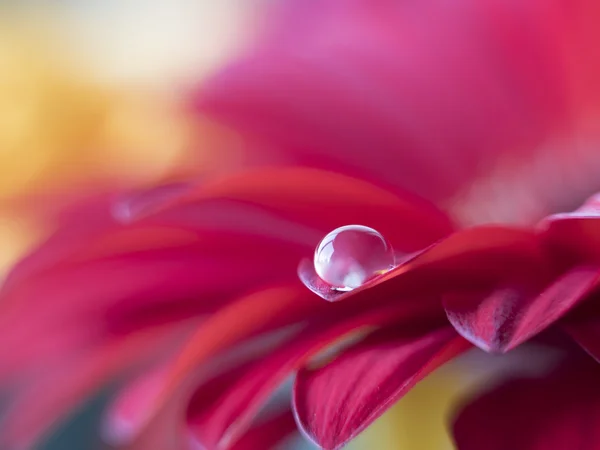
[541, 193, 600, 260]
[187, 300, 441, 449]
[300, 225, 543, 303]
[445, 266, 600, 352]
[293, 327, 470, 450]
[0, 238, 301, 380]
[0, 323, 190, 450]
[199, 0, 600, 224]
[161, 167, 454, 252]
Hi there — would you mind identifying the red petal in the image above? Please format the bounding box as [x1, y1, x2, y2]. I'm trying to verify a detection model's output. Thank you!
[159, 167, 454, 252]
[187, 299, 438, 449]
[124, 286, 317, 445]
[2, 193, 120, 289]
[452, 358, 600, 450]
[541, 193, 600, 260]
[0, 239, 301, 379]
[0, 198, 322, 379]
[293, 327, 469, 450]
[445, 266, 600, 352]
[108, 325, 295, 447]
[300, 225, 543, 302]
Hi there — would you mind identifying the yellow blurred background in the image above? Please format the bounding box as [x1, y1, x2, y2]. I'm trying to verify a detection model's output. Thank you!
[0, 1, 257, 271]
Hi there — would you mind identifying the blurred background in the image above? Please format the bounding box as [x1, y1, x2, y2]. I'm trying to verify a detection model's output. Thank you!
[0, 2, 466, 449]
[0, 0, 258, 273]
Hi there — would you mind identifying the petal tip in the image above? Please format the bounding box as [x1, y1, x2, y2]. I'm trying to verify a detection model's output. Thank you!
[297, 258, 348, 302]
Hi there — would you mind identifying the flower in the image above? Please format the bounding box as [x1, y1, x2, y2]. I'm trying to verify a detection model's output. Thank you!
[195, 2, 600, 446]
[3, 1, 600, 450]
[0, 169, 460, 450]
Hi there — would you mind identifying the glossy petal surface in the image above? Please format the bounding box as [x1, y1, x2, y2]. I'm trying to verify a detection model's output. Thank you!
[445, 266, 600, 352]
[293, 327, 469, 450]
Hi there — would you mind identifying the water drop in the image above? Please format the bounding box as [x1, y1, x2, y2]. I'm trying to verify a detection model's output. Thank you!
[313, 225, 395, 291]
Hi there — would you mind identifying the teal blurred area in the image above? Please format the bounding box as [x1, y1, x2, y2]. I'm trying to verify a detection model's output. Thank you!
[41, 392, 112, 450]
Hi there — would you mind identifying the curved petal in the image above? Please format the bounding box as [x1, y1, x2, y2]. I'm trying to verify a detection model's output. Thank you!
[300, 226, 543, 302]
[0, 237, 305, 379]
[130, 281, 444, 446]
[186, 299, 442, 449]
[150, 167, 454, 252]
[541, 193, 600, 260]
[452, 358, 600, 450]
[119, 286, 315, 447]
[1, 192, 121, 289]
[293, 327, 469, 450]
[445, 266, 600, 352]
[0, 192, 319, 379]
[107, 324, 298, 448]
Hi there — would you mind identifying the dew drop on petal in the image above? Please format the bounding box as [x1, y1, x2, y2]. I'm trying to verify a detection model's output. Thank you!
[313, 225, 396, 291]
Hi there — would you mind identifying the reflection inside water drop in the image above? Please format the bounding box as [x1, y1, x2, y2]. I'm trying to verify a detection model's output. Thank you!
[313, 225, 396, 291]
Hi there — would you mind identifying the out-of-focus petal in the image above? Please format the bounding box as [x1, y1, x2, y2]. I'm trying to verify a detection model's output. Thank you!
[293, 326, 469, 450]
[228, 411, 297, 450]
[0, 190, 316, 377]
[198, 0, 560, 198]
[102, 364, 170, 447]
[199, 0, 600, 225]
[445, 266, 600, 352]
[3, 188, 315, 292]
[452, 358, 600, 450]
[0, 234, 306, 380]
[0, 322, 192, 450]
[565, 318, 600, 362]
[120, 286, 313, 447]
[146, 167, 454, 252]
